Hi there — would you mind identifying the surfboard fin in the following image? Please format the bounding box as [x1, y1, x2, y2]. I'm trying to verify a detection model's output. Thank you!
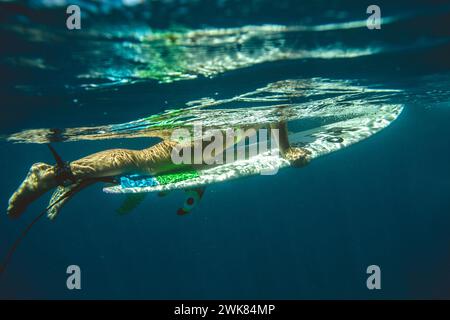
[177, 187, 205, 215]
[117, 193, 148, 215]
[158, 191, 170, 198]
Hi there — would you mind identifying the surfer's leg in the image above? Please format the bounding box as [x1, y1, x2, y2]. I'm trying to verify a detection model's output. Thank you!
[68, 148, 143, 179]
[6, 149, 139, 218]
[271, 121, 311, 167]
[69, 140, 179, 178]
[7, 141, 178, 218]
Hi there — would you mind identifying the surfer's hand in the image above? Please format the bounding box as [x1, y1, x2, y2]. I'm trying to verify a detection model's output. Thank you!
[284, 147, 310, 168]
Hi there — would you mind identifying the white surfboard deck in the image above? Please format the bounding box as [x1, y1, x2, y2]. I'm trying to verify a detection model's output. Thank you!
[103, 104, 403, 194]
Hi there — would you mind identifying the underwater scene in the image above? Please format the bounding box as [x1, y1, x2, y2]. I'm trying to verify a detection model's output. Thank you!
[0, 0, 450, 299]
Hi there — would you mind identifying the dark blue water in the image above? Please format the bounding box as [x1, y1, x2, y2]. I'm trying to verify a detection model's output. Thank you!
[1, 0, 450, 299]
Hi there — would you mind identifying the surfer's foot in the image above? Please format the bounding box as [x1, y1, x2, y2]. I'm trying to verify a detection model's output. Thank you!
[7, 163, 57, 218]
[284, 147, 311, 167]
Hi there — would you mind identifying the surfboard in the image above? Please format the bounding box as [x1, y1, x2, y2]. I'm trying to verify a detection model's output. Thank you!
[103, 104, 403, 194]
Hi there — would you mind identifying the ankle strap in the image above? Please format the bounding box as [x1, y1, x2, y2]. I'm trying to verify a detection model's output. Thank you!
[54, 162, 76, 187]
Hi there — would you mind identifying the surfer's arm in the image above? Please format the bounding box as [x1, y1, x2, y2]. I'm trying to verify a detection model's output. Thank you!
[271, 121, 310, 167]
[271, 121, 290, 155]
